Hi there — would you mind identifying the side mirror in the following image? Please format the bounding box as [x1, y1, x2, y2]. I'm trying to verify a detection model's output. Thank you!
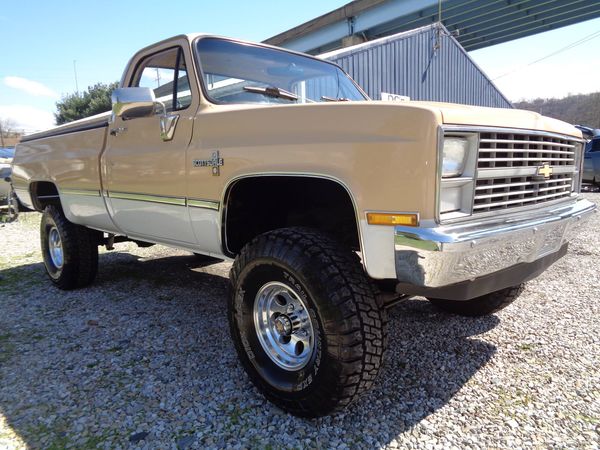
[111, 87, 157, 120]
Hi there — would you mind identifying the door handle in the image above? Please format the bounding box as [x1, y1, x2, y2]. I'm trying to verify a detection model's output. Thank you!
[110, 127, 127, 136]
[160, 114, 179, 141]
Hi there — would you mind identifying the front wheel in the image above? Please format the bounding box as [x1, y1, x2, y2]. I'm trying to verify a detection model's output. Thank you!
[41, 205, 99, 290]
[229, 228, 387, 417]
[428, 284, 525, 317]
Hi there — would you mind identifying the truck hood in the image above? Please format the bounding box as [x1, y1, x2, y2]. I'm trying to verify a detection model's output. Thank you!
[408, 101, 582, 139]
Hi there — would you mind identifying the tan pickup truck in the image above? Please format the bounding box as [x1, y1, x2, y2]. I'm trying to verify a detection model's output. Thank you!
[12, 34, 596, 417]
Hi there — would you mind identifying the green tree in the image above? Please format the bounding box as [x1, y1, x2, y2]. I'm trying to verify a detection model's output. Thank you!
[54, 82, 119, 125]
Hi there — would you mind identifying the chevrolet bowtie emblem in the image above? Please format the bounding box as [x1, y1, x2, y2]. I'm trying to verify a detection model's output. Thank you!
[192, 151, 224, 176]
[537, 163, 553, 179]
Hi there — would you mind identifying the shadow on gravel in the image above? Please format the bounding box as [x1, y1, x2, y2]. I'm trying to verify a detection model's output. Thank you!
[0, 250, 499, 448]
[346, 299, 499, 443]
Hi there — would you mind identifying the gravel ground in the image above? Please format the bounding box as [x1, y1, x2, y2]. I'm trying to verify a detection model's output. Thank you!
[0, 194, 598, 449]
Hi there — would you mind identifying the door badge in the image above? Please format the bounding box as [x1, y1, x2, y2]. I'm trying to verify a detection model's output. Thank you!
[192, 151, 224, 176]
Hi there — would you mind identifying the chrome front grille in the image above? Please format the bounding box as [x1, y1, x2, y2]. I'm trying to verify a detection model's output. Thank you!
[474, 131, 579, 214]
[478, 132, 576, 168]
[473, 174, 573, 212]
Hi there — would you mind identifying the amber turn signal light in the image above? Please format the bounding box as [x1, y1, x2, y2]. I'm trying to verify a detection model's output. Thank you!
[366, 212, 419, 227]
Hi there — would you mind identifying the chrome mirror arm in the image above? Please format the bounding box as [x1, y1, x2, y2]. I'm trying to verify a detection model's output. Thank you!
[154, 100, 167, 117]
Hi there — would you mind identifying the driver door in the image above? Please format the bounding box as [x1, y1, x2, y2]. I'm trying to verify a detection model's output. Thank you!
[103, 46, 197, 244]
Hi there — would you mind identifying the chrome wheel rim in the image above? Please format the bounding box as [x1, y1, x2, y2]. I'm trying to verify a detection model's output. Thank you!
[253, 281, 315, 371]
[48, 226, 64, 269]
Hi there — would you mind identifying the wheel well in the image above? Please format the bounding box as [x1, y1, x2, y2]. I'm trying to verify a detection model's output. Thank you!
[223, 176, 360, 255]
[30, 181, 60, 211]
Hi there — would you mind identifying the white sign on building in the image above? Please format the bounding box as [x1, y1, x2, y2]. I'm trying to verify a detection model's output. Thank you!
[381, 92, 410, 102]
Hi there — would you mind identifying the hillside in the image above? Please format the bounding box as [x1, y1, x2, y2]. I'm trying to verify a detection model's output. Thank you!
[513, 92, 600, 128]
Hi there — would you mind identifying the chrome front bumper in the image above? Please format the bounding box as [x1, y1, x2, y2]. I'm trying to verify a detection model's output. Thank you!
[394, 198, 596, 289]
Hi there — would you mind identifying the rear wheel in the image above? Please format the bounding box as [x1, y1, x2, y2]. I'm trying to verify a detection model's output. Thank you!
[428, 284, 525, 317]
[229, 227, 386, 417]
[5, 190, 19, 222]
[41, 205, 99, 289]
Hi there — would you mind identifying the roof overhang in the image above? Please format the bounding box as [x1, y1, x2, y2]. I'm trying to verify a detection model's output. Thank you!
[264, 0, 600, 53]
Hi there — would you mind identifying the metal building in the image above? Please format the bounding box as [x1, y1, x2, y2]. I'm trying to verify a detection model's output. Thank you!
[264, 1, 600, 109]
[320, 23, 512, 108]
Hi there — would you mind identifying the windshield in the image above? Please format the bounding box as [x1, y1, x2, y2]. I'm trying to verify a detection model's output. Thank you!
[195, 38, 367, 104]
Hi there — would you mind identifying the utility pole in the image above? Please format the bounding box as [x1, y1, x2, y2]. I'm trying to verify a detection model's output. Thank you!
[0, 121, 5, 148]
[155, 67, 161, 87]
[73, 60, 79, 93]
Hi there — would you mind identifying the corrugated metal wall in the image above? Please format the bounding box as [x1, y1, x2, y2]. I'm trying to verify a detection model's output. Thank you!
[322, 24, 512, 108]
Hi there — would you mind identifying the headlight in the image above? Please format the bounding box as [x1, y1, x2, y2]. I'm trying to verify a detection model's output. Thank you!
[438, 131, 477, 221]
[442, 137, 469, 178]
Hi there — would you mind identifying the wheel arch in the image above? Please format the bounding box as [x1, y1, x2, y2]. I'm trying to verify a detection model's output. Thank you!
[220, 173, 364, 258]
[29, 180, 61, 211]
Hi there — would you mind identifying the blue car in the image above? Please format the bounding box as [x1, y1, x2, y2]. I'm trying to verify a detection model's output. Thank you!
[583, 135, 600, 186]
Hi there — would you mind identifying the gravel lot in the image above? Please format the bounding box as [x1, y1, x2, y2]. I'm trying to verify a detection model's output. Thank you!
[0, 193, 598, 449]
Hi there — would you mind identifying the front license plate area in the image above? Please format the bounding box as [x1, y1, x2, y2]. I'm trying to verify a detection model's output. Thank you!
[536, 222, 567, 258]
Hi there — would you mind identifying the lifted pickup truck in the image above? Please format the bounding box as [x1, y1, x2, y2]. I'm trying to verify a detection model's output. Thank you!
[12, 34, 596, 417]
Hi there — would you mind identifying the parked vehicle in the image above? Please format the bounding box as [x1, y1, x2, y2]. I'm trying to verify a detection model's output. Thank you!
[11, 34, 596, 417]
[0, 148, 14, 197]
[0, 148, 18, 221]
[582, 131, 600, 186]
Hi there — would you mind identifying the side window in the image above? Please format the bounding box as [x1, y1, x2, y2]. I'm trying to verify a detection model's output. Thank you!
[131, 47, 192, 112]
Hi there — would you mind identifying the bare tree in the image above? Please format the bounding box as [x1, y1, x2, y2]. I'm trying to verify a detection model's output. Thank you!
[514, 92, 600, 128]
[0, 118, 17, 147]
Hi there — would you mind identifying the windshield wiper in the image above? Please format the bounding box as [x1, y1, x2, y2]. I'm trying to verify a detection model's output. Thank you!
[321, 96, 350, 102]
[243, 86, 298, 101]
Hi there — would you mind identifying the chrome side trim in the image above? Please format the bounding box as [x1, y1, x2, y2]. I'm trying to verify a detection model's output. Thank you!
[395, 198, 596, 288]
[108, 191, 186, 206]
[61, 188, 101, 197]
[188, 198, 220, 210]
[20, 117, 109, 143]
[105, 191, 220, 210]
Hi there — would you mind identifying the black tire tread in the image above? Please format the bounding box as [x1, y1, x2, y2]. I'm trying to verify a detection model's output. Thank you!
[229, 227, 387, 417]
[41, 205, 98, 290]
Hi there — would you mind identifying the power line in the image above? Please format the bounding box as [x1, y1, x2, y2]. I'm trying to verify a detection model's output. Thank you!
[493, 28, 600, 80]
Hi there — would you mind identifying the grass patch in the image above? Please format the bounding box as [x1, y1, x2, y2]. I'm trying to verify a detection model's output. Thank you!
[46, 434, 70, 450]
[575, 413, 598, 425]
[0, 333, 15, 364]
[518, 343, 536, 351]
[0, 267, 46, 296]
[23, 423, 69, 450]
[79, 434, 108, 449]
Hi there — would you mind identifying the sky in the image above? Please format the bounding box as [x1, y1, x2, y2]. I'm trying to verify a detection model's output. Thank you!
[1, 0, 599, 132]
